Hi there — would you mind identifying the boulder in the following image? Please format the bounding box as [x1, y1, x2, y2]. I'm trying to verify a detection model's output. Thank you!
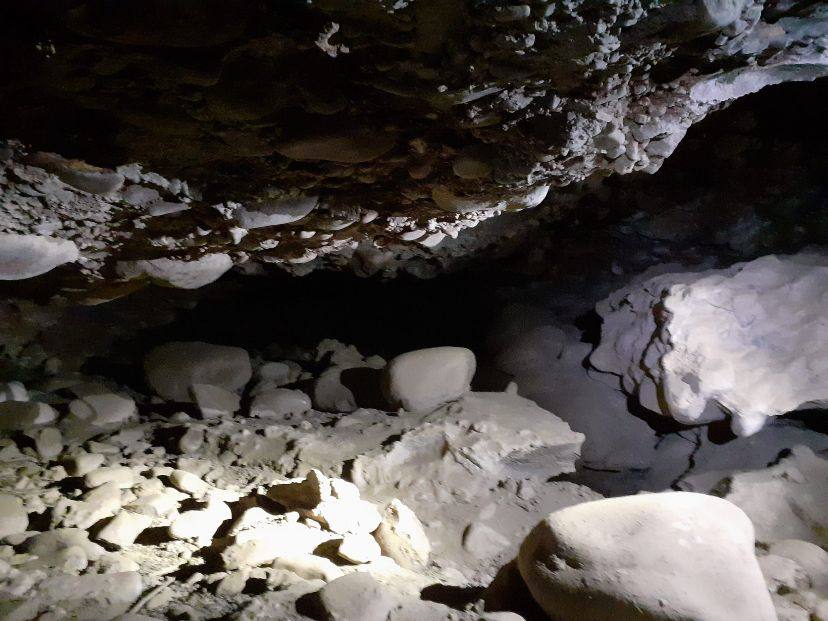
[381, 346, 476, 411]
[250, 387, 312, 419]
[374, 499, 430, 569]
[591, 254, 828, 436]
[0, 493, 28, 538]
[0, 233, 79, 280]
[721, 445, 828, 546]
[117, 253, 233, 289]
[190, 383, 241, 419]
[518, 492, 776, 621]
[0, 401, 58, 430]
[144, 341, 252, 402]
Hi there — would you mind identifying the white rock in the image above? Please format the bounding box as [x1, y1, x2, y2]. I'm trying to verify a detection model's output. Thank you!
[23, 528, 106, 564]
[329, 479, 360, 502]
[352, 393, 589, 580]
[305, 498, 382, 535]
[338, 533, 381, 564]
[463, 523, 510, 560]
[0, 401, 58, 430]
[0, 494, 28, 538]
[0, 233, 79, 280]
[381, 346, 476, 411]
[591, 254, 828, 436]
[117, 253, 233, 289]
[170, 470, 209, 497]
[234, 195, 318, 229]
[518, 492, 777, 621]
[272, 553, 344, 582]
[85, 466, 136, 490]
[312, 368, 357, 413]
[313, 572, 399, 621]
[759, 554, 810, 593]
[250, 388, 311, 419]
[33, 427, 62, 460]
[268, 469, 331, 510]
[190, 383, 240, 419]
[768, 540, 828, 592]
[178, 427, 204, 453]
[69, 393, 137, 426]
[96, 511, 153, 548]
[222, 522, 334, 568]
[374, 499, 430, 569]
[56, 482, 123, 529]
[68, 451, 106, 477]
[216, 570, 248, 596]
[257, 361, 300, 386]
[169, 500, 231, 546]
[35, 571, 142, 619]
[722, 445, 828, 546]
[0, 381, 28, 402]
[144, 341, 252, 402]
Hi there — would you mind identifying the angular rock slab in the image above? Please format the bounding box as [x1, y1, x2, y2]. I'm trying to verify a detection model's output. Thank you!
[518, 492, 776, 621]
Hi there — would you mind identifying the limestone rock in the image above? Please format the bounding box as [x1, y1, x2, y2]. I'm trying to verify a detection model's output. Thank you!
[222, 522, 334, 569]
[117, 253, 233, 289]
[337, 533, 381, 564]
[250, 388, 312, 419]
[234, 196, 318, 229]
[310, 572, 399, 621]
[0, 233, 79, 280]
[85, 466, 136, 489]
[352, 392, 589, 579]
[518, 492, 777, 621]
[268, 470, 331, 510]
[96, 510, 153, 548]
[0, 381, 28, 402]
[381, 346, 476, 412]
[272, 554, 344, 582]
[768, 540, 828, 593]
[168, 500, 231, 546]
[0, 401, 58, 430]
[190, 383, 240, 419]
[374, 499, 430, 569]
[144, 341, 252, 402]
[721, 445, 828, 546]
[68, 392, 137, 426]
[0, 494, 28, 539]
[591, 254, 828, 436]
[304, 499, 382, 535]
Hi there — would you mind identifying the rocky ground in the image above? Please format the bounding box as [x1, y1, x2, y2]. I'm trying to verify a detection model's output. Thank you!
[1, 253, 826, 620]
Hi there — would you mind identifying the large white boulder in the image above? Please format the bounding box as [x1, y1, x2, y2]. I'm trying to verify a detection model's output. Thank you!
[352, 392, 590, 580]
[518, 492, 777, 621]
[591, 254, 828, 436]
[144, 341, 252, 402]
[0, 233, 79, 280]
[381, 346, 476, 411]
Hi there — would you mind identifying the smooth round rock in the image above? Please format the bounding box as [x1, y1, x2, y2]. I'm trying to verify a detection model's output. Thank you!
[382, 346, 476, 412]
[518, 492, 777, 621]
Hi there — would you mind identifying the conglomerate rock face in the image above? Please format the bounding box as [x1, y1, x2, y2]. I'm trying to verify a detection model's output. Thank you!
[1, 0, 827, 295]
